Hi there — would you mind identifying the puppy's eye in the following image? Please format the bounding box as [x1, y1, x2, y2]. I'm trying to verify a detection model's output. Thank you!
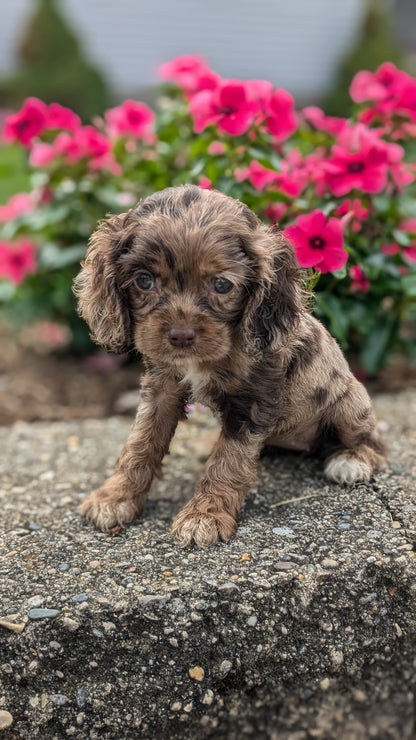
[214, 277, 233, 294]
[136, 271, 154, 291]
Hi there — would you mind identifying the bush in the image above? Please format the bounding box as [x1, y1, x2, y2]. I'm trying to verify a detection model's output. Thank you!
[0, 56, 415, 372]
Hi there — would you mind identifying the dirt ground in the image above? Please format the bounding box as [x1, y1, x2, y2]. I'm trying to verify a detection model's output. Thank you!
[0, 325, 415, 426]
[0, 328, 142, 425]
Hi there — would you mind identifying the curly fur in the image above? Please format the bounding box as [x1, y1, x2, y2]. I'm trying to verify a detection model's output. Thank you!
[74, 185, 386, 546]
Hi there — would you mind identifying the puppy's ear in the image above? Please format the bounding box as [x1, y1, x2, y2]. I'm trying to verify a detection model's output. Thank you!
[73, 211, 137, 353]
[241, 228, 304, 354]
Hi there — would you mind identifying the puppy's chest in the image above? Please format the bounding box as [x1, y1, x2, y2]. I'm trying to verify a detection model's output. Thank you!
[179, 362, 212, 404]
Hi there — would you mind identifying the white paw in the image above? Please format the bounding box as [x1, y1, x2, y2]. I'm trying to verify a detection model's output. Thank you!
[324, 455, 372, 485]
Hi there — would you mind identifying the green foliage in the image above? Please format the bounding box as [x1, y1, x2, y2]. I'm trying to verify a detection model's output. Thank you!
[0, 145, 31, 203]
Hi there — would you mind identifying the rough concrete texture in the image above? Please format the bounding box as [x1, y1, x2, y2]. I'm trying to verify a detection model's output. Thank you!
[1, 390, 416, 739]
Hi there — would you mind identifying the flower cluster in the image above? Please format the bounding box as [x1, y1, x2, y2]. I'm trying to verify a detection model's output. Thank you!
[0, 56, 415, 372]
[350, 61, 416, 135]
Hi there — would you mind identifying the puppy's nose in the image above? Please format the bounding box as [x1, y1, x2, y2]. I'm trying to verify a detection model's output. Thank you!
[168, 327, 196, 348]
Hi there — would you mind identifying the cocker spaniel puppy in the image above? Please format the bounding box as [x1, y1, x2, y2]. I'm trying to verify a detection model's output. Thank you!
[74, 185, 386, 546]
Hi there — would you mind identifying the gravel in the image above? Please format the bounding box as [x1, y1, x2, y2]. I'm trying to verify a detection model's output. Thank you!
[1, 390, 416, 739]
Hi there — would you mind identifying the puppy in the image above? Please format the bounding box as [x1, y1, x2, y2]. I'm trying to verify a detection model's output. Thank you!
[74, 184, 386, 546]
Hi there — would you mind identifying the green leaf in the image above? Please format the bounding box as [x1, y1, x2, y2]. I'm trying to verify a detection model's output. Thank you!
[0, 281, 16, 301]
[330, 264, 347, 280]
[267, 151, 283, 171]
[372, 195, 391, 214]
[319, 201, 338, 217]
[39, 243, 87, 269]
[392, 229, 411, 247]
[189, 158, 207, 177]
[313, 292, 349, 345]
[25, 205, 71, 230]
[399, 197, 416, 219]
[360, 318, 399, 375]
[401, 273, 416, 297]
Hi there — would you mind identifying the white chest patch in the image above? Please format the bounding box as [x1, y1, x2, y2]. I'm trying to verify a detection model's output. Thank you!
[179, 361, 211, 402]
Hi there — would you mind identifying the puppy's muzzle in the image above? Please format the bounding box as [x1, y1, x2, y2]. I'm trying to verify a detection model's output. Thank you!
[167, 327, 196, 348]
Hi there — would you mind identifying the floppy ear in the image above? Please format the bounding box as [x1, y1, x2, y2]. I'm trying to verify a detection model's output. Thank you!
[73, 211, 137, 353]
[241, 228, 304, 355]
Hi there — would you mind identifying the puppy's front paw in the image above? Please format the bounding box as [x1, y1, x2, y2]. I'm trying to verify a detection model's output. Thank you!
[79, 475, 142, 532]
[172, 502, 237, 547]
[324, 453, 371, 485]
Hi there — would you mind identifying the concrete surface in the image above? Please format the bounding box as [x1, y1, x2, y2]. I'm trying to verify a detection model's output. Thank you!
[1, 390, 416, 739]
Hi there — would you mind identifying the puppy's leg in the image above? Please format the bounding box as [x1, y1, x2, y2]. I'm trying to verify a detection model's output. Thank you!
[80, 373, 185, 531]
[323, 376, 386, 485]
[172, 432, 263, 546]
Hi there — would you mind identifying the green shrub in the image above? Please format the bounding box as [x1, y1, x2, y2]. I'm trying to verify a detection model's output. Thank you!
[0, 56, 415, 374]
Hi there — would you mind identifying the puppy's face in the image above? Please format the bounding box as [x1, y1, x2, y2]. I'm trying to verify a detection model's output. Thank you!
[118, 217, 253, 367]
[74, 185, 303, 363]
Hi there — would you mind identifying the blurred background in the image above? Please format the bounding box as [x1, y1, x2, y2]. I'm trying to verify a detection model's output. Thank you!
[1, 0, 415, 122]
[0, 0, 415, 426]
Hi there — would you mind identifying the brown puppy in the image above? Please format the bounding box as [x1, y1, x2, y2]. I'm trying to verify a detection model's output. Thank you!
[74, 185, 386, 546]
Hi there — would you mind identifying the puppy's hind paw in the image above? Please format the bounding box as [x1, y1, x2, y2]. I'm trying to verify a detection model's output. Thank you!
[324, 454, 372, 485]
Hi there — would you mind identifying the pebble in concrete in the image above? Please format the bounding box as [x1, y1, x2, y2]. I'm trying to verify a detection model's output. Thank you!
[0, 711, 13, 729]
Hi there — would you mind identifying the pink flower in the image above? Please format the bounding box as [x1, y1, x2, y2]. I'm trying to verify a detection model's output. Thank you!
[198, 176, 213, 189]
[263, 89, 297, 141]
[70, 126, 111, 159]
[323, 125, 393, 196]
[244, 79, 274, 102]
[190, 80, 261, 135]
[30, 126, 111, 167]
[302, 106, 347, 136]
[380, 241, 416, 263]
[3, 98, 48, 147]
[282, 148, 327, 196]
[235, 161, 279, 190]
[400, 218, 416, 235]
[29, 141, 57, 167]
[47, 103, 81, 132]
[285, 210, 348, 273]
[105, 100, 155, 140]
[381, 243, 400, 256]
[89, 152, 122, 175]
[404, 247, 416, 264]
[235, 160, 300, 197]
[334, 198, 369, 232]
[158, 55, 219, 95]
[350, 63, 406, 103]
[351, 63, 416, 125]
[243, 81, 297, 141]
[0, 193, 34, 222]
[349, 265, 370, 293]
[208, 141, 226, 155]
[3, 98, 81, 148]
[264, 202, 288, 224]
[0, 239, 37, 284]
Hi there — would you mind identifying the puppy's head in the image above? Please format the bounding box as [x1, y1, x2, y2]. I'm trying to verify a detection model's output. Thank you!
[74, 185, 304, 366]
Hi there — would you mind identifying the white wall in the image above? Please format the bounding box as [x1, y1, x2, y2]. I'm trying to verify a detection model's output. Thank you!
[0, 0, 366, 103]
